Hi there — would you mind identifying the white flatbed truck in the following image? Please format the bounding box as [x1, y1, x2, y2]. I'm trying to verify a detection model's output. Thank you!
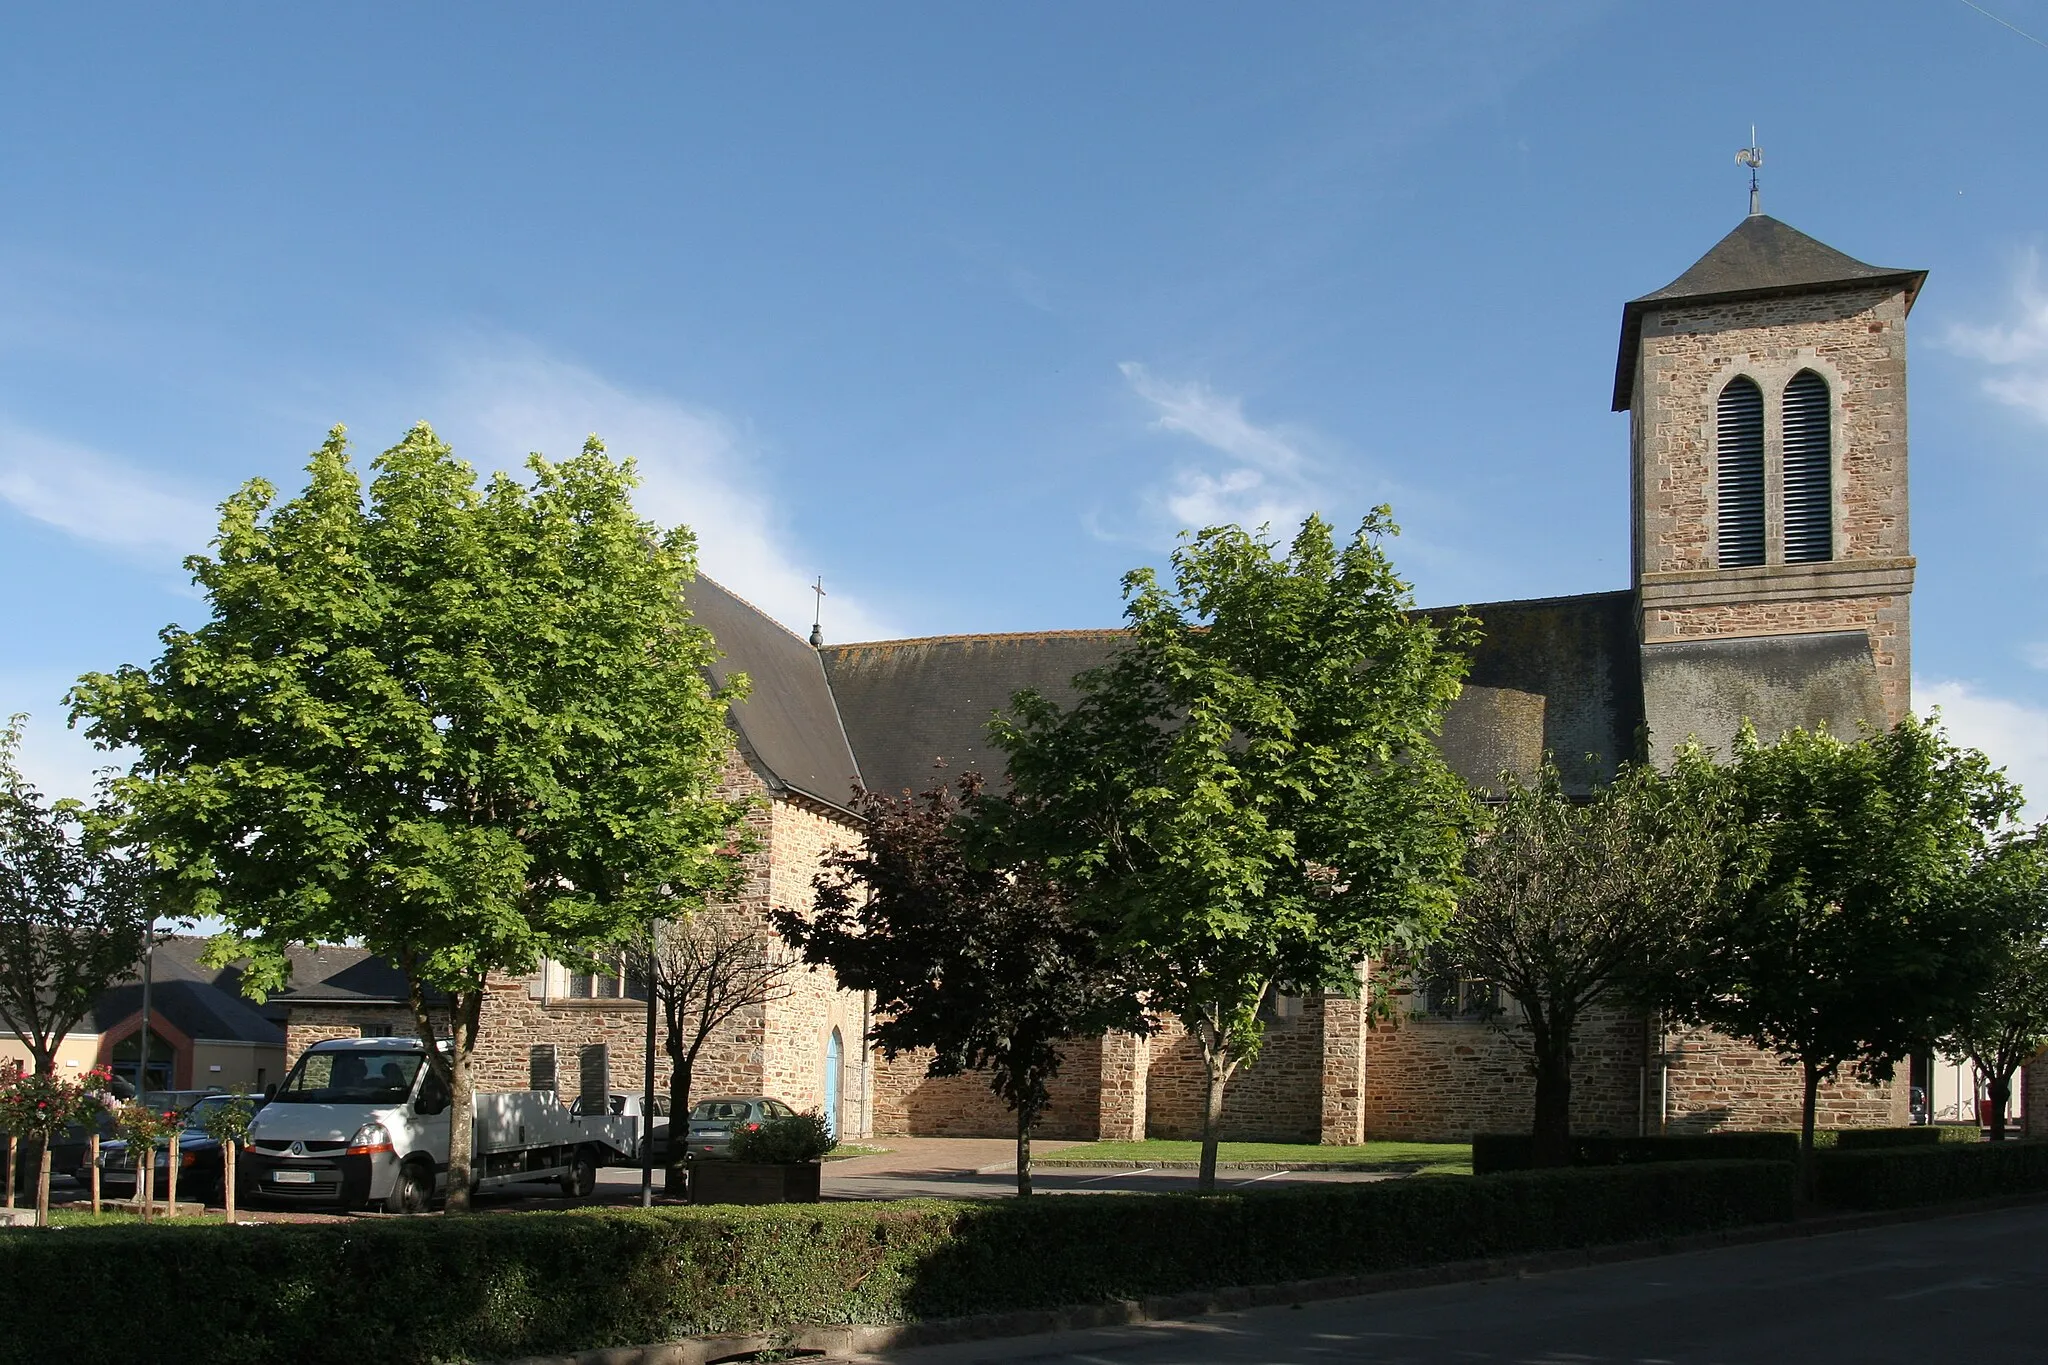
[242, 1036, 635, 1213]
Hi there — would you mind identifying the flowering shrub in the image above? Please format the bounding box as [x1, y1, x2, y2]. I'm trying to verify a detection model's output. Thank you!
[0, 1067, 111, 1143]
[728, 1108, 837, 1163]
[201, 1098, 256, 1146]
[114, 1102, 181, 1153]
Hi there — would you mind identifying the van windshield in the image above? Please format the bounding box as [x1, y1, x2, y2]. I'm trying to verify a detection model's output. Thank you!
[272, 1050, 424, 1104]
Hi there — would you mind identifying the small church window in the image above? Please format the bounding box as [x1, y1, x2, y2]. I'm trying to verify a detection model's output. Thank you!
[1781, 370, 1833, 563]
[1716, 377, 1765, 568]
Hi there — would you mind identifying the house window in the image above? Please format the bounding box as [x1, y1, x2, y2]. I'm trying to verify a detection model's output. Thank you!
[561, 953, 648, 1001]
[1716, 376, 1766, 568]
[1781, 370, 1833, 563]
[1420, 977, 1501, 1022]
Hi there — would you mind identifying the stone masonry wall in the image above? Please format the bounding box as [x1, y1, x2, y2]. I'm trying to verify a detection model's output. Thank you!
[1643, 593, 1911, 728]
[1362, 1000, 1645, 1141]
[2025, 1053, 2047, 1139]
[759, 788, 872, 1138]
[1143, 1002, 1324, 1142]
[869, 1037, 1105, 1140]
[1635, 285, 1910, 577]
[283, 1005, 420, 1070]
[1658, 1025, 1909, 1132]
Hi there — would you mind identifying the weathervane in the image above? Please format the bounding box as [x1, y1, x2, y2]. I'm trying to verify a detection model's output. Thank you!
[809, 575, 827, 648]
[1736, 128, 1764, 217]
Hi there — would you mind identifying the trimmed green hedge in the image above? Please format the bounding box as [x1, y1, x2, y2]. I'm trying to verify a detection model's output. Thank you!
[1813, 1125, 1981, 1149]
[1812, 1140, 2048, 1210]
[0, 1162, 1792, 1365]
[1472, 1132, 1800, 1174]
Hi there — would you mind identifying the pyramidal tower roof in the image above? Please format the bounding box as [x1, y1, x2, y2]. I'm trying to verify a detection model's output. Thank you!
[1612, 214, 1925, 410]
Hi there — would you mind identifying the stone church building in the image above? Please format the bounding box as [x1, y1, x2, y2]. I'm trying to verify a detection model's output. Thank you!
[278, 207, 2035, 1141]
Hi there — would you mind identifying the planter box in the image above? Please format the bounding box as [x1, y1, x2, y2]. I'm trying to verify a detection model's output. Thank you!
[689, 1160, 822, 1206]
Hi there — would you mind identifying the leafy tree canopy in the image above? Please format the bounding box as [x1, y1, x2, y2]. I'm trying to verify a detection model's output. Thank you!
[1935, 828, 2048, 1140]
[68, 424, 748, 1207]
[993, 512, 1473, 1187]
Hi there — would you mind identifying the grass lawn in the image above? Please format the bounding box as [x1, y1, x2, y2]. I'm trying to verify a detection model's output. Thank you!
[823, 1144, 893, 1161]
[21, 1209, 232, 1229]
[1040, 1139, 1471, 1175]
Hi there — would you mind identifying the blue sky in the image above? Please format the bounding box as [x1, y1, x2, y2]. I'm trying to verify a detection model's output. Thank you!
[2, 2, 2045, 808]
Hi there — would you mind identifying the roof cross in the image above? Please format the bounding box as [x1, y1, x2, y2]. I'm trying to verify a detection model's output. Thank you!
[809, 576, 827, 648]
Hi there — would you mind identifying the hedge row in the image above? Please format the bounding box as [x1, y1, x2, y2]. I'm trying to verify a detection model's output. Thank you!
[1815, 1125, 1983, 1150]
[0, 1161, 1793, 1365]
[1472, 1132, 1800, 1174]
[1812, 1140, 2048, 1210]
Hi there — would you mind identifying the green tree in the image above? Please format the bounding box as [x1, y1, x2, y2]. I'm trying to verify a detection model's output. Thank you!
[1935, 830, 2048, 1142]
[69, 424, 748, 1212]
[1668, 719, 2022, 1192]
[0, 717, 151, 1081]
[773, 775, 1144, 1196]
[996, 513, 1473, 1190]
[1435, 752, 1736, 1166]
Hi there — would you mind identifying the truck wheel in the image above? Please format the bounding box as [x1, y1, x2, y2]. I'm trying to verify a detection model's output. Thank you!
[384, 1160, 433, 1215]
[560, 1148, 598, 1199]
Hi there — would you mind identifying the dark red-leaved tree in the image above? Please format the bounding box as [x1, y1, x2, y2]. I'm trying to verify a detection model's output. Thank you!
[772, 775, 1143, 1195]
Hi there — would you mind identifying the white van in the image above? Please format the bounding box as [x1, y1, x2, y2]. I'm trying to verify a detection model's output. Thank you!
[241, 1037, 634, 1213]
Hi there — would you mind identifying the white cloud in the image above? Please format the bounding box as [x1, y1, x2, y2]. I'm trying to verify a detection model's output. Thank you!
[1944, 252, 2048, 424]
[0, 425, 217, 558]
[433, 343, 898, 643]
[1919, 679, 2048, 823]
[1116, 362, 1331, 541]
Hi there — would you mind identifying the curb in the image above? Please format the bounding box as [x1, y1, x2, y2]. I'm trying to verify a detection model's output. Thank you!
[1027, 1159, 1415, 1173]
[490, 1190, 2048, 1365]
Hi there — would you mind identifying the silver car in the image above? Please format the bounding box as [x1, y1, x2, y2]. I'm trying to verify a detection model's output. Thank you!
[685, 1096, 796, 1160]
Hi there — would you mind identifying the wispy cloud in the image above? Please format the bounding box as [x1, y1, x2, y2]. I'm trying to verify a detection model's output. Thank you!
[1115, 362, 1331, 541]
[1920, 679, 2048, 823]
[434, 343, 898, 643]
[0, 425, 217, 558]
[1945, 252, 2048, 424]
[2023, 642, 2048, 671]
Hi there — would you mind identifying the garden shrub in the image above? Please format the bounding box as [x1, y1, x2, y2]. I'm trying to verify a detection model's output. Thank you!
[729, 1109, 836, 1163]
[1472, 1132, 1799, 1174]
[0, 1161, 1792, 1365]
[1811, 1139, 2048, 1211]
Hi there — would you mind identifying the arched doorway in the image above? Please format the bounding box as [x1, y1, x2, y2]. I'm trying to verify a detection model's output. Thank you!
[823, 1028, 843, 1138]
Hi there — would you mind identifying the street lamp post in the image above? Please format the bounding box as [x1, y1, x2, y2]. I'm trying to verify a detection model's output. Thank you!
[640, 916, 657, 1208]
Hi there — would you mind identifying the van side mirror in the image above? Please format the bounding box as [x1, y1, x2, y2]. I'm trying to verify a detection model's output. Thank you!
[263, 1083, 277, 1100]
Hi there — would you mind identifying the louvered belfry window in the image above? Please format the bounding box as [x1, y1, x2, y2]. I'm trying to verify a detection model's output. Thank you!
[1781, 370, 1833, 563]
[1716, 376, 1766, 568]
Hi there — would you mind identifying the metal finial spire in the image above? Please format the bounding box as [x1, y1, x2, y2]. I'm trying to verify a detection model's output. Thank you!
[1736, 128, 1764, 216]
[808, 575, 827, 648]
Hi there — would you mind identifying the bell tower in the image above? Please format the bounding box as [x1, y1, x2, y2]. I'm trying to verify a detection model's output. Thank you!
[1615, 210, 1925, 760]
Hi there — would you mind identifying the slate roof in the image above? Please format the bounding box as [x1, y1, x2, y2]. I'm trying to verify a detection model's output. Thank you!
[265, 944, 423, 1007]
[820, 592, 1642, 801]
[687, 576, 863, 810]
[820, 631, 1123, 798]
[1612, 214, 1925, 410]
[82, 936, 284, 1046]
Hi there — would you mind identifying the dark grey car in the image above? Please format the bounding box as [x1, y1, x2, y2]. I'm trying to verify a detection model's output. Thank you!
[685, 1097, 796, 1160]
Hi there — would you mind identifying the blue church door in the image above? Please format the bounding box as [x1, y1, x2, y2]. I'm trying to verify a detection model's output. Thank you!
[824, 1028, 843, 1138]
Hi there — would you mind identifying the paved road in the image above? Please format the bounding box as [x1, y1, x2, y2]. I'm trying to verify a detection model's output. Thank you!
[846, 1202, 2048, 1364]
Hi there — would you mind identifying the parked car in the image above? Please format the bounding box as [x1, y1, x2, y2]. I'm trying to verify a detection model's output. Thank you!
[99, 1094, 268, 1205]
[571, 1091, 671, 1164]
[685, 1096, 797, 1161]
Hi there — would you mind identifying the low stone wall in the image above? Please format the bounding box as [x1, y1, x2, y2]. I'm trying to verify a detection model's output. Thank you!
[1659, 1026, 1908, 1133]
[870, 1037, 1105, 1140]
[1143, 1005, 1325, 1143]
[1362, 1004, 1644, 1142]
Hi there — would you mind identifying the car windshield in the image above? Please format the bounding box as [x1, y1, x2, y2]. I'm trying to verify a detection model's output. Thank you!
[181, 1095, 250, 1132]
[272, 1050, 424, 1104]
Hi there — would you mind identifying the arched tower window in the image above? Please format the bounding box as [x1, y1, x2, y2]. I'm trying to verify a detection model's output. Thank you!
[1781, 370, 1833, 563]
[1716, 377, 1765, 568]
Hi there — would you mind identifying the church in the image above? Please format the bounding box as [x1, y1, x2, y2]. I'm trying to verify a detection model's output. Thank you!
[279, 206, 2022, 1141]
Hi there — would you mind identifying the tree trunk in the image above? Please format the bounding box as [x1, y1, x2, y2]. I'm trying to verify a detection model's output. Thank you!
[89, 1133, 100, 1215]
[3, 1134, 13, 1208]
[35, 1143, 50, 1228]
[1196, 1018, 1231, 1195]
[140, 1144, 153, 1222]
[1987, 1072, 2013, 1142]
[666, 1046, 697, 1196]
[166, 1129, 180, 1218]
[1529, 1023, 1575, 1168]
[444, 1003, 478, 1215]
[1016, 1105, 1033, 1198]
[1797, 1059, 1820, 1206]
[224, 1140, 237, 1222]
